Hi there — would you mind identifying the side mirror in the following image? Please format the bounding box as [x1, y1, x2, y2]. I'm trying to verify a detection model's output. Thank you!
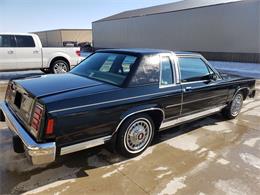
[209, 73, 217, 81]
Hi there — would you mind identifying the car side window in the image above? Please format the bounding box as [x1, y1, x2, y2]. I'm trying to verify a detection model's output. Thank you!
[179, 57, 210, 82]
[129, 55, 160, 86]
[160, 56, 174, 86]
[15, 35, 35, 47]
[0, 35, 16, 47]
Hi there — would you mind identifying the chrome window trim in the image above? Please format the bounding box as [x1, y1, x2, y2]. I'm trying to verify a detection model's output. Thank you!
[160, 105, 226, 130]
[112, 107, 165, 135]
[172, 53, 181, 84]
[159, 53, 177, 89]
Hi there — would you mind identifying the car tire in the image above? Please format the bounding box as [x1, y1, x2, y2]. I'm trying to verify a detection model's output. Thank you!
[50, 60, 70, 74]
[222, 92, 244, 119]
[40, 68, 50, 74]
[116, 114, 155, 158]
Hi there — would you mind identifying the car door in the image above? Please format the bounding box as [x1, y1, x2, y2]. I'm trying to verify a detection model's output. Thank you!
[0, 34, 17, 71]
[14, 35, 42, 69]
[159, 53, 182, 121]
[178, 56, 228, 116]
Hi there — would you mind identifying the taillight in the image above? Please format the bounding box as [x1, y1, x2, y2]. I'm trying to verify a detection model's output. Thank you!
[76, 50, 81, 56]
[31, 104, 43, 132]
[45, 119, 54, 135]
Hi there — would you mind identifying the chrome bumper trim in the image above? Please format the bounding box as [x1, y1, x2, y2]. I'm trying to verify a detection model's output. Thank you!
[0, 101, 56, 165]
[60, 135, 112, 155]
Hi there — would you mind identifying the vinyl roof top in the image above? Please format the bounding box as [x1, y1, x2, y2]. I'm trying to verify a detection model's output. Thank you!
[94, 0, 243, 23]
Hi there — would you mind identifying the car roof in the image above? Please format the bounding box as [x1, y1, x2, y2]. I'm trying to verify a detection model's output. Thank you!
[96, 48, 201, 56]
[0, 32, 35, 36]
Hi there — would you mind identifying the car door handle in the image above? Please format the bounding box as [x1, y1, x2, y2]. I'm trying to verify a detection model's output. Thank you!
[33, 50, 39, 54]
[183, 86, 192, 92]
[7, 50, 14, 54]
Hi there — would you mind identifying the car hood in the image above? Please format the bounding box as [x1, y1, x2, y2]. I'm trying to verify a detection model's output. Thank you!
[14, 73, 106, 98]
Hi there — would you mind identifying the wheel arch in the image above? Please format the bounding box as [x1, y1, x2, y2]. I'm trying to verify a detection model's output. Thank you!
[49, 56, 70, 69]
[233, 87, 250, 100]
[112, 106, 165, 136]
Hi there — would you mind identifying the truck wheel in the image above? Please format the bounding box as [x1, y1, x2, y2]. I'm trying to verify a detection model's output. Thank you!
[222, 92, 244, 119]
[50, 60, 70, 74]
[116, 114, 155, 158]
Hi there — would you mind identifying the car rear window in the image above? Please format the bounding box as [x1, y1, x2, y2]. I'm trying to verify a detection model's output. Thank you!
[71, 52, 138, 86]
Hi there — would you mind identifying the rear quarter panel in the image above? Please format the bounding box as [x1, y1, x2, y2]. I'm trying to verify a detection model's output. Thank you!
[42, 47, 80, 68]
[43, 84, 182, 148]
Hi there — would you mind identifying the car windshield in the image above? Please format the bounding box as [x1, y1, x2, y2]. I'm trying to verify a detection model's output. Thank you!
[71, 52, 138, 86]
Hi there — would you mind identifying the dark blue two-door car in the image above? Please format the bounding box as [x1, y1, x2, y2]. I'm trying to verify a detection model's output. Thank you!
[0, 49, 256, 165]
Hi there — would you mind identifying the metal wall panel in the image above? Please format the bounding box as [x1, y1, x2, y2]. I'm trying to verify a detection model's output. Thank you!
[61, 30, 92, 44]
[34, 29, 93, 47]
[93, 0, 260, 61]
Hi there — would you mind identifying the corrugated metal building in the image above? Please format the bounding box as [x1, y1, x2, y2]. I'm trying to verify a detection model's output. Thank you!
[93, 0, 260, 63]
[33, 29, 92, 47]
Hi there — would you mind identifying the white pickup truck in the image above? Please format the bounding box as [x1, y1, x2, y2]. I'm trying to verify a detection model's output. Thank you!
[0, 33, 84, 73]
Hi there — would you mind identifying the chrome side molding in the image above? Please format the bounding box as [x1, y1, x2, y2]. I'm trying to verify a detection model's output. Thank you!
[160, 105, 226, 130]
[60, 135, 112, 155]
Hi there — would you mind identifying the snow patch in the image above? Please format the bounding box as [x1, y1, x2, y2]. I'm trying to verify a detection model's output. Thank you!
[166, 134, 199, 151]
[197, 148, 208, 154]
[215, 179, 253, 195]
[102, 170, 118, 178]
[240, 153, 260, 169]
[157, 171, 172, 179]
[216, 158, 230, 165]
[243, 138, 260, 148]
[158, 176, 187, 195]
[154, 167, 168, 171]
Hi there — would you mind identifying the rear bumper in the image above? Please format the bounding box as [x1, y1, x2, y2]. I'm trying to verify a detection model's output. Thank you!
[0, 101, 56, 165]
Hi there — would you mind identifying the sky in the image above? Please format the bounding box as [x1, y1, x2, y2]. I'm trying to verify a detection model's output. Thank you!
[0, 0, 180, 32]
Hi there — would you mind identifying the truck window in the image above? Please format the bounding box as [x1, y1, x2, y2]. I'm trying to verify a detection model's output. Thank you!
[160, 56, 174, 86]
[0, 35, 16, 47]
[179, 57, 210, 82]
[15, 35, 35, 47]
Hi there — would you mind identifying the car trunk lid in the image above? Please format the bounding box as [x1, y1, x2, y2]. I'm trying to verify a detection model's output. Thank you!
[13, 73, 103, 98]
